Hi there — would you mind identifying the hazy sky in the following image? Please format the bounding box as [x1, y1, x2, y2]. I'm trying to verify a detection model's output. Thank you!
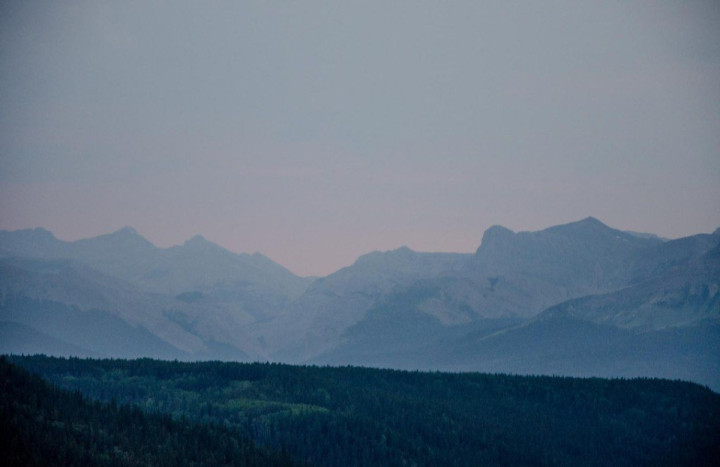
[1, 1, 719, 276]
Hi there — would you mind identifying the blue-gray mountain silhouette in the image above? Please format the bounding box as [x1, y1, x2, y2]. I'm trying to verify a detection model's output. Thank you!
[1, 218, 718, 389]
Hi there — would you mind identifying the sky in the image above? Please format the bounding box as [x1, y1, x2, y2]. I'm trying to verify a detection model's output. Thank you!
[1, 1, 719, 276]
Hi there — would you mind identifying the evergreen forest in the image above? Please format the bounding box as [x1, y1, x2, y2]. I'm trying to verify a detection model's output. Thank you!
[4, 355, 720, 466]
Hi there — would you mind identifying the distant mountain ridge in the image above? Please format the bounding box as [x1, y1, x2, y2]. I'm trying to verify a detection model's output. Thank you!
[0, 228, 311, 359]
[0, 227, 308, 296]
[1, 218, 719, 389]
[474, 217, 663, 287]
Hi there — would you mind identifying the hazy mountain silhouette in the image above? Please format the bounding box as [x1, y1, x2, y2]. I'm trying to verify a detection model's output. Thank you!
[0, 227, 309, 296]
[1, 219, 718, 388]
[306, 220, 718, 389]
[434, 234, 720, 388]
[0, 228, 314, 359]
[259, 247, 470, 361]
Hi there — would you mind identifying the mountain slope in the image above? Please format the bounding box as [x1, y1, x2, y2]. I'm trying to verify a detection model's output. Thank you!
[541, 241, 720, 330]
[1, 219, 717, 389]
[300, 218, 669, 364]
[0, 228, 314, 359]
[0, 257, 206, 354]
[0, 257, 261, 359]
[0, 226, 310, 304]
[259, 247, 470, 361]
[446, 317, 720, 390]
[474, 217, 663, 289]
[440, 236, 720, 389]
[0, 321, 95, 358]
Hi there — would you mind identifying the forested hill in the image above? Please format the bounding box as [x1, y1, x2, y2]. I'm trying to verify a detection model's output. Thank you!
[0, 357, 294, 466]
[7, 356, 720, 466]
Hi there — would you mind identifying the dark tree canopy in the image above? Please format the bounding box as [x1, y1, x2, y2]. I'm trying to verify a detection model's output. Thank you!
[5, 355, 720, 466]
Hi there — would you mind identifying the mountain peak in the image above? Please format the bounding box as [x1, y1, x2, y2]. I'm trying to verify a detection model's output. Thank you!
[180, 234, 228, 254]
[16, 227, 57, 240]
[485, 225, 514, 236]
[74, 226, 156, 251]
[0, 227, 62, 258]
[391, 246, 414, 255]
[563, 217, 609, 230]
[352, 246, 417, 269]
[542, 217, 614, 237]
[112, 226, 140, 236]
[31, 227, 54, 235]
[184, 234, 208, 245]
[578, 216, 604, 226]
[475, 225, 515, 255]
[479, 225, 514, 245]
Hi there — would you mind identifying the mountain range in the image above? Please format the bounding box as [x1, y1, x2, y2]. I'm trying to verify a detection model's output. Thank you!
[1, 217, 718, 389]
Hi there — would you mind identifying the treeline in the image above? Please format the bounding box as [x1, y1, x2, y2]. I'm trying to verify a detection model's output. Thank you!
[7, 355, 720, 466]
[0, 357, 295, 466]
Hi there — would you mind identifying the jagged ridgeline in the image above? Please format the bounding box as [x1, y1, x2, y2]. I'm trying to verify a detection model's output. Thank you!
[1, 217, 719, 389]
[6, 355, 720, 466]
